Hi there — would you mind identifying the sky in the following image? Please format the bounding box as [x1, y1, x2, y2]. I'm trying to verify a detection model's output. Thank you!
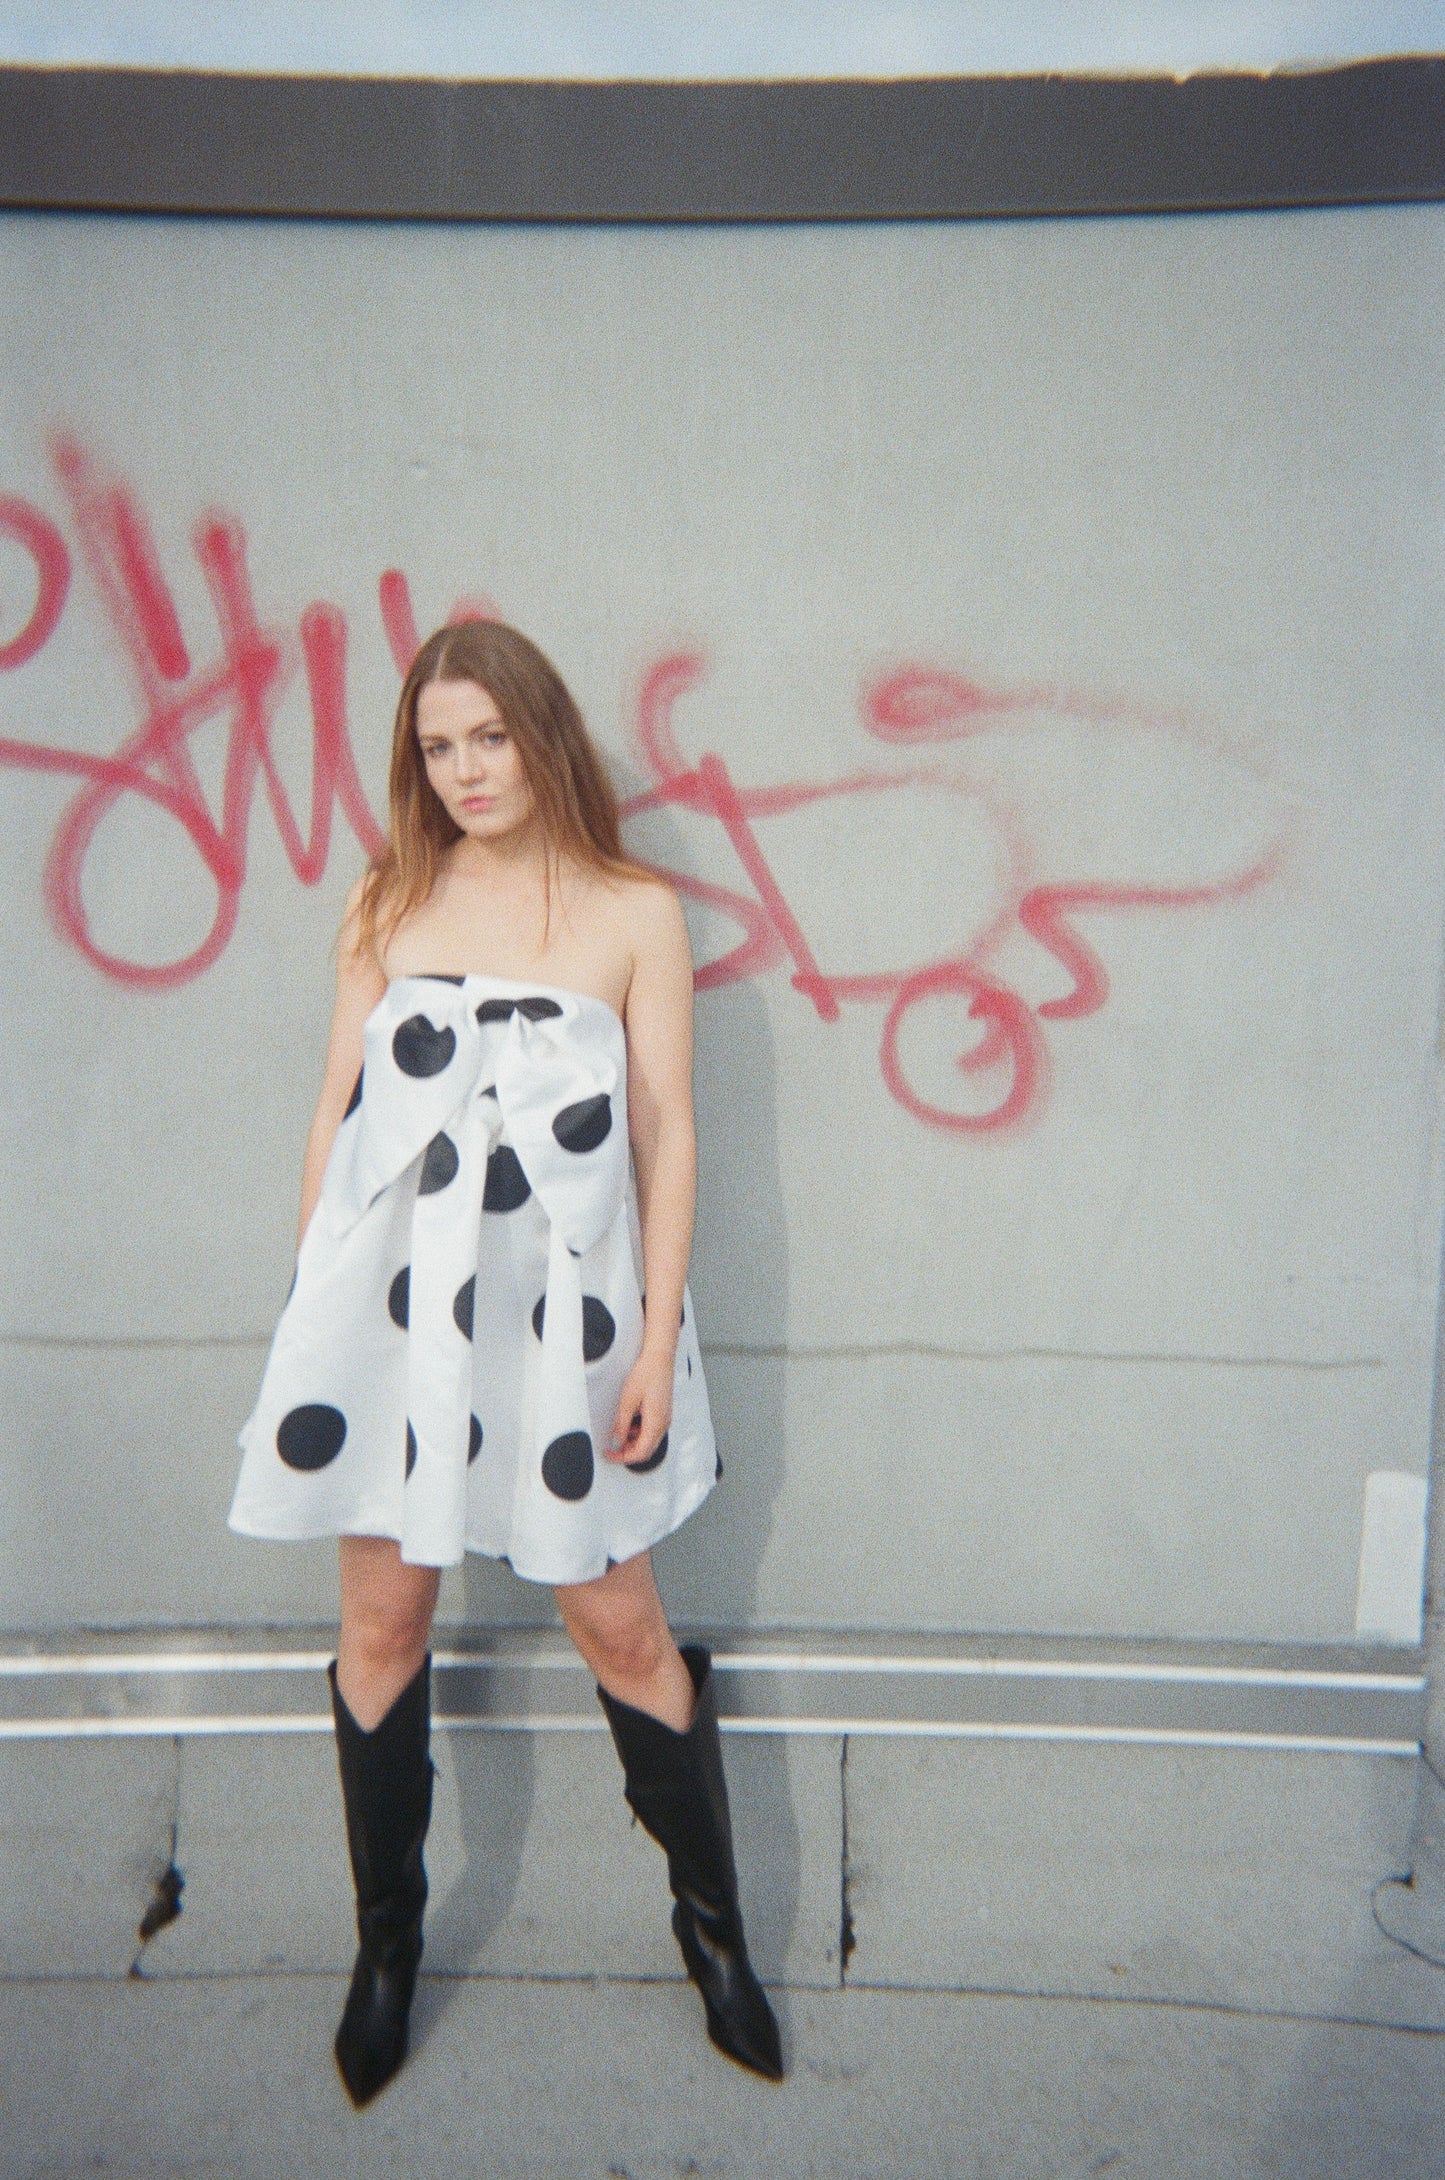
[0, 0, 1441, 79]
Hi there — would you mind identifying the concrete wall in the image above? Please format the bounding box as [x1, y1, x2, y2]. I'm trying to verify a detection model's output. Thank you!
[2, 205, 1443, 1643]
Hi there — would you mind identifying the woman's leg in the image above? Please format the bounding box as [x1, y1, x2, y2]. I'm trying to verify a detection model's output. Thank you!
[337, 1535, 440, 1728]
[555, 1549, 696, 1731]
[560, 1550, 783, 2081]
[330, 1537, 442, 2107]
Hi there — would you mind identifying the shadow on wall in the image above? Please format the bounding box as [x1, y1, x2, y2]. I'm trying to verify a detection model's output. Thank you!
[617, 761, 792, 1646]
[673, 974, 790, 1629]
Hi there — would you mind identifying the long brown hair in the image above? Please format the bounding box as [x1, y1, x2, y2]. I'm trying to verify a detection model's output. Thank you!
[356, 620, 649, 959]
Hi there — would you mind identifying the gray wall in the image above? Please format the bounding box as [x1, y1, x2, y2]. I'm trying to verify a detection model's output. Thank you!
[2, 205, 1442, 1643]
[5, 0, 1438, 76]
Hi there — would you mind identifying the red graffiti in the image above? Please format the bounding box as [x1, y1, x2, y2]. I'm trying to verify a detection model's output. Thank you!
[378, 569, 502, 677]
[0, 438, 384, 988]
[0, 494, 69, 668]
[620, 655, 1282, 1134]
[0, 436, 1286, 1135]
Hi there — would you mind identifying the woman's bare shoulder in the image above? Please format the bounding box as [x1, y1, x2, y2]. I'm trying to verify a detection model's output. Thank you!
[608, 867, 687, 956]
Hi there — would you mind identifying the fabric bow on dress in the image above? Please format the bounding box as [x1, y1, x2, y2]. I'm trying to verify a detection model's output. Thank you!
[230, 976, 717, 1580]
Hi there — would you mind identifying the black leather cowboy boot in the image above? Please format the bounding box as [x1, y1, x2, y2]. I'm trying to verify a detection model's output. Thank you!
[597, 1644, 783, 2081]
[328, 1656, 435, 2107]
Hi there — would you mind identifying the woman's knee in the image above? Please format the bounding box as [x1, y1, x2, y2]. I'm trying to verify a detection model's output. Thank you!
[339, 1540, 437, 1666]
[598, 1612, 672, 1688]
[559, 1579, 670, 1687]
[347, 1599, 432, 1672]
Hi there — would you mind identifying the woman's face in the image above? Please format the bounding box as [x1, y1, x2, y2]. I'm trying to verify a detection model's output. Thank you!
[416, 676, 535, 842]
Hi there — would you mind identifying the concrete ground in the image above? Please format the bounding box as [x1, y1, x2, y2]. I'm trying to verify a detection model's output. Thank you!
[5, 1721, 1445, 2178]
[3, 1974, 1444, 2180]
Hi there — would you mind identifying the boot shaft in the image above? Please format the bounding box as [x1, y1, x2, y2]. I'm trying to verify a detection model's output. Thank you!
[597, 1646, 740, 1913]
[330, 1659, 435, 1923]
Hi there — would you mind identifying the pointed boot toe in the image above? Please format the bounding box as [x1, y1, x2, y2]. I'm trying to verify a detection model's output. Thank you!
[674, 1900, 784, 2080]
[334, 1947, 421, 2106]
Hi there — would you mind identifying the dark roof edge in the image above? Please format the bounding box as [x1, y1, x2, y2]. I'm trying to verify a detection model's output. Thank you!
[1, 59, 1442, 222]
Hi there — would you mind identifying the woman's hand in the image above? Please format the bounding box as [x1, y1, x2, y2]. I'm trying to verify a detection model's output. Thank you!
[605, 1342, 675, 1466]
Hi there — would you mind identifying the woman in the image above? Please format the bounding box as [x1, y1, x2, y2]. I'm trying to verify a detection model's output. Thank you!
[230, 620, 782, 2104]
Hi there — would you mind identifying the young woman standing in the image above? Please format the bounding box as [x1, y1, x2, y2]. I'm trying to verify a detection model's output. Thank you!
[230, 621, 782, 2104]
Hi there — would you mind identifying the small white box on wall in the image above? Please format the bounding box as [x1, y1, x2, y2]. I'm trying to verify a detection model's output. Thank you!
[1355, 1470, 1429, 1646]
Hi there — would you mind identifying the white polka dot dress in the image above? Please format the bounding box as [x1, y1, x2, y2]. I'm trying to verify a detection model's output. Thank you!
[230, 976, 719, 1581]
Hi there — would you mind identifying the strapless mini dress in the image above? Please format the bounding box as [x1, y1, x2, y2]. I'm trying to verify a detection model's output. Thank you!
[229, 975, 719, 1581]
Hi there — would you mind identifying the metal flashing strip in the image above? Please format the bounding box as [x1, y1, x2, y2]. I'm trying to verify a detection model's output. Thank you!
[0, 1647, 1424, 1691]
[0, 1714, 1420, 1756]
[0, 1634, 1424, 1752]
[0, 61, 1442, 224]
[0, 1648, 1421, 1700]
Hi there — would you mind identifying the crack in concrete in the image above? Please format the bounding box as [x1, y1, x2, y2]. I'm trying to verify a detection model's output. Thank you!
[4, 1964, 1445, 2032]
[704, 1342, 1385, 1371]
[838, 1734, 856, 1987]
[0, 1333, 270, 1350]
[0, 1335, 1387, 1370]
[129, 1735, 184, 1975]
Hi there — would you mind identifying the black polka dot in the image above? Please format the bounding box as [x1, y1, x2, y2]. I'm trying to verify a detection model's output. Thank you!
[453, 1275, 475, 1340]
[541, 1430, 594, 1501]
[388, 1266, 410, 1329]
[552, 1093, 612, 1153]
[481, 1083, 499, 1101]
[483, 1145, 531, 1212]
[277, 1403, 347, 1471]
[392, 1015, 456, 1077]
[418, 1131, 460, 1195]
[530, 1292, 616, 1362]
[686, 1354, 693, 1378]
[476, 994, 564, 1024]
[468, 1413, 483, 1464]
[583, 1297, 616, 1360]
[405, 1421, 417, 1478]
[625, 1430, 669, 1474]
[423, 973, 467, 985]
[344, 1068, 363, 1119]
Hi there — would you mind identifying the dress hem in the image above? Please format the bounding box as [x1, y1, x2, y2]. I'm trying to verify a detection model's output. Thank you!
[226, 1464, 719, 1586]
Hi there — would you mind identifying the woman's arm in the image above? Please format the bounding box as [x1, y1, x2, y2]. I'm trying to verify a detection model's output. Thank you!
[296, 881, 389, 1250]
[607, 881, 697, 1464]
